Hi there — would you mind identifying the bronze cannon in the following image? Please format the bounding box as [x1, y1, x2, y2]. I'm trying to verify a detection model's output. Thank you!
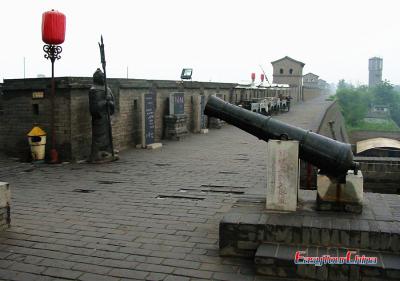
[204, 96, 358, 179]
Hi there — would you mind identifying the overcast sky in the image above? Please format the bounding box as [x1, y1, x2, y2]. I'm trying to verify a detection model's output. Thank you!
[1, 0, 399, 85]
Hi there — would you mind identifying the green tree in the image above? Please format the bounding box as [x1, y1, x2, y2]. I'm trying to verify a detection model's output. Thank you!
[337, 79, 353, 90]
[335, 79, 400, 128]
[371, 80, 400, 127]
[336, 87, 369, 126]
[372, 80, 395, 105]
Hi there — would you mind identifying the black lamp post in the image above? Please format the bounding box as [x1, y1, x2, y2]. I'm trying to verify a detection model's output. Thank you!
[41, 9, 66, 163]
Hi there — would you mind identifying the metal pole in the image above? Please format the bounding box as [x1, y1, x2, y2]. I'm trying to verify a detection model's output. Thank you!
[50, 56, 58, 163]
[43, 44, 62, 163]
[23, 57, 26, 79]
[99, 36, 114, 158]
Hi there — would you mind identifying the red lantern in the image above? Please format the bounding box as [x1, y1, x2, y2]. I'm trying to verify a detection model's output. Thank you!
[251, 72, 256, 82]
[260, 74, 265, 82]
[42, 10, 66, 45]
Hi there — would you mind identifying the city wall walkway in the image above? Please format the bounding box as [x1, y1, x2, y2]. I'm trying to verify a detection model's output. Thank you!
[274, 93, 332, 132]
[0, 95, 333, 281]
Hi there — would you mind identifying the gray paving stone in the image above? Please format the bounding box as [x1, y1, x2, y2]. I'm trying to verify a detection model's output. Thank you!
[91, 250, 129, 260]
[149, 250, 186, 260]
[200, 263, 238, 273]
[79, 272, 119, 281]
[100, 259, 138, 269]
[64, 255, 105, 266]
[0, 268, 42, 281]
[108, 268, 149, 279]
[145, 272, 167, 281]
[162, 258, 200, 269]
[213, 271, 253, 281]
[42, 267, 83, 279]
[0, 259, 15, 269]
[72, 263, 112, 275]
[8, 261, 46, 274]
[173, 268, 213, 279]
[164, 275, 190, 281]
[39, 258, 77, 269]
[135, 263, 174, 274]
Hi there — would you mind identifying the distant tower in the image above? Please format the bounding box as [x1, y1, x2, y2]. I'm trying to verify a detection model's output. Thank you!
[368, 57, 383, 87]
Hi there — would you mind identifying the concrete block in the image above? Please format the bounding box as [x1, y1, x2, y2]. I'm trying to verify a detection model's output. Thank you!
[200, 129, 209, 134]
[317, 170, 363, 204]
[0, 182, 11, 208]
[146, 143, 162, 150]
[317, 171, 363, 213]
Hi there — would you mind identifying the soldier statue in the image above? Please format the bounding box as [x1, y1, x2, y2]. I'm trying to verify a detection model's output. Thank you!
[88, 68, 117, 163]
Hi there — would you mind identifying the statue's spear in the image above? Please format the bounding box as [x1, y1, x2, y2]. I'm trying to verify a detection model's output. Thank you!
[98, 35, 114, 158]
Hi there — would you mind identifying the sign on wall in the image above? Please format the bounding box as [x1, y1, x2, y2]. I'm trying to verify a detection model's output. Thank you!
[169, 92, 184, 115]
[32, 91, 44, 99]
[144, 92, 155, 145]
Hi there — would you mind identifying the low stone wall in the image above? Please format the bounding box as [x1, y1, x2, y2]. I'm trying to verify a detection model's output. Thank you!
[0, 78, 234, 161]
[317, 100, 349, 143]
[350, 130, 400, 144]
[356, 156, 400, 193]
[0, 77, 305, 162]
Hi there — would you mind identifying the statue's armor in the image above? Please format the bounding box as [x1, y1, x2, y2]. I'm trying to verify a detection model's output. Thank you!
[88, 69, 115, 162]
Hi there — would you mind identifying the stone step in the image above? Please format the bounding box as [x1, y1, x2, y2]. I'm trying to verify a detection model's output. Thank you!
[219, 194, 400, 258]
[254, 243, 400, 280]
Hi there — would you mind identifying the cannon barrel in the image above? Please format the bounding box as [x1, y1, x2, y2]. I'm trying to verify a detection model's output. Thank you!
[204, 96, 358, 177]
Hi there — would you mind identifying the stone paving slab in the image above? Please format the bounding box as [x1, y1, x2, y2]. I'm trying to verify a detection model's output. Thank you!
[273, 94, 332, 132]
[0, 123, 271, 280]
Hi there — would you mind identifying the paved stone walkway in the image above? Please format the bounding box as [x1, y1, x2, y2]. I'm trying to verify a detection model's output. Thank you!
[275, 94, 332, 132]
[0, 95, 331, 281]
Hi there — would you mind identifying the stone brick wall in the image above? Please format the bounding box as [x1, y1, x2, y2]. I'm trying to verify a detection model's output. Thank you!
[272, 58, 304, 102]
[355, 157, 400, 193]
[272, 60, 303, 85]
[70, 88, 91, 160]
[1, 77, 308, 161]
[0, 79, 71, 161]
[1, 78, 239, 161]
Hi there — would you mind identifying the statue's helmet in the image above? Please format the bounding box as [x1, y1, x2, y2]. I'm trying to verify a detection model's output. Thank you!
[93, 68, 105, 85]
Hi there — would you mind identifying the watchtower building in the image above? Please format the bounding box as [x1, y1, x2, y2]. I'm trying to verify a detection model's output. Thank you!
[368, 57, 383, 87]
[271, 56, 305, 101]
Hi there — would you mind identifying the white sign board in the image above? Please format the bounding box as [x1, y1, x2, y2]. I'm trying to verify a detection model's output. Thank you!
[266, 140, 299, 211]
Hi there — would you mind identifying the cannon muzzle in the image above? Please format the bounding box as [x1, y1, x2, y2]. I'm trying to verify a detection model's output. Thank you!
[204, 96, 358, 177]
